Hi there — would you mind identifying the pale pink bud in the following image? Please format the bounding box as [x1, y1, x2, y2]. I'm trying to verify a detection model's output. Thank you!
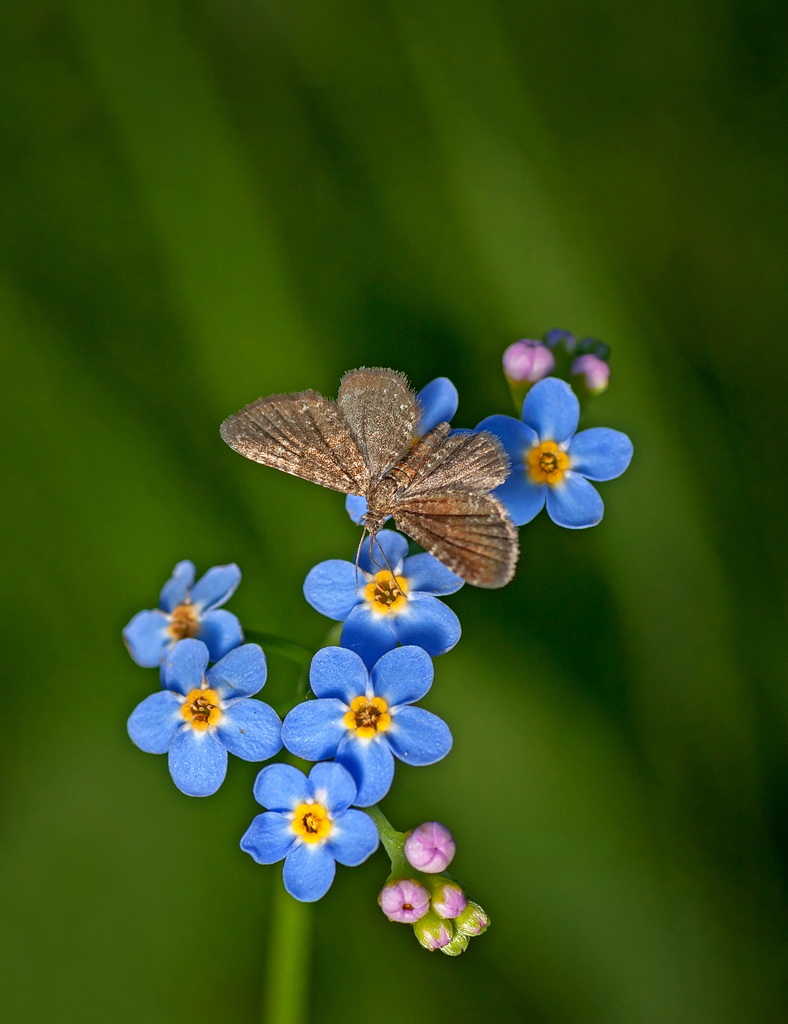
[430, 880, 467, 920]
[503, 340, 555, 383]
[571, 354, 610, 395]
[404, 821, 456, 873]
[378, 879, 431, 924]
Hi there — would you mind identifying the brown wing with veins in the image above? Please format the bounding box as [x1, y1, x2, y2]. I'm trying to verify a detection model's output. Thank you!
[337, 367, 420, 482]
[393, 491, 519, 588]
[403, 428, 511, 496]
[219, 389, 369, 494]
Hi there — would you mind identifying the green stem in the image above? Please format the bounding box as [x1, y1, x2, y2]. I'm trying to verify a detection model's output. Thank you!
[262, 883, 311, 1024]
[366, 805, 409, 875]
[244, 630, 314, 668]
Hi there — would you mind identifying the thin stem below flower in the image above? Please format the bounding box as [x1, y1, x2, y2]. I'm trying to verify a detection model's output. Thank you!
[262, 883, 311, 1024]
[244, 630, 314, 668]
[366, 805, 409, 875]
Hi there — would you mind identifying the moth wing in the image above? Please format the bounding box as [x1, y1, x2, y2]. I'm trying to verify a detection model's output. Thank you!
[220, 390, 370, 494]
[393, 491, 519, 588]
[337, 367, 420, 480]
[404, 429, 511, 496]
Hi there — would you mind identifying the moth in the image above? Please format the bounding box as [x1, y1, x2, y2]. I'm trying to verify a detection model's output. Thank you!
[220, 367, 519, 588]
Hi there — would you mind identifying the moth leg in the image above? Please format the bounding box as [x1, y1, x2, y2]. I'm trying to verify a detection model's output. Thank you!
[353, 528, 369, 590]
[367, 532, 406, 600]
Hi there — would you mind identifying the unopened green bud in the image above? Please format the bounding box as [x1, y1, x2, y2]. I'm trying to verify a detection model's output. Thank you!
[413, 910, 454, 951]
[440, 930, 470, 956]
[453, 900, 490, 937]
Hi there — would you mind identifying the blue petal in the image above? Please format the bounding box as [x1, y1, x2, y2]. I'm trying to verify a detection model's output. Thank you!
[416, 377, 459, 434]
[494, 465, 546, 526]
[345, 494, 368, 524]
[402, 553, 463, 595]
[162, 638, 209, 696]
[303, 560, 361, 620]
[568, 427, 634, 481]
[189, 563, 241, 611]
[545, 473, 604, 528]
[207, 643, 267, 700]
[340, 607, 397, 670]
[127, 691, 183, 753]
[358, 530, 409, 575]
[390, 596, 461, 658]
[158, 560, 195, 613]
[309, 647, 368, 702]
[216, 699, 282, 761]
[335, 735, 395, 807]
[387, 706, 453, 765]
[168, 728, 228, 796]
[476, 415, 537, 463]
[307, 761, 358, 814]
[123, 610, 170, 668]
[281, 698, 347, 760]
[283, 842, 336, 902]
[370, 645, 434, 706]
[198, 609, 244, 662]
[522, 377, 579, 442]
[253, 763, 308, 811]
[240, 812, 294, 864]
[327, 809, 379, 866]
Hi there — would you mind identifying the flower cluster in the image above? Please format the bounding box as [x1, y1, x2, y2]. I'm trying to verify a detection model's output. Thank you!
[378, 821, 490, 955]
[122, 336, 633, 956]
[123, 563, 453, 901]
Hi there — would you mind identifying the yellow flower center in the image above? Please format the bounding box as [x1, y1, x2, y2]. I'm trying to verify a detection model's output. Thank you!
[527, 441, 569, 485]
[343, 696, 392, 739]
[168, 601, 201, 640]
[363, 571, 408, 615]
[180, 687, 222, 731]
[292, 802, 332, 844]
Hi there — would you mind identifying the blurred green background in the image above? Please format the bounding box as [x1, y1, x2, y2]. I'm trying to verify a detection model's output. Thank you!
[1, 1, 786, 1021]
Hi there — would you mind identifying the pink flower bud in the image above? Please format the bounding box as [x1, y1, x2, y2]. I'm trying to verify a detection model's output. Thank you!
[503, 340, 555, 383]
[378, 879, 431, 924]
[571, 354, 610, 395]
[430, 880, 467, 920]
[404, 821, 456, 873]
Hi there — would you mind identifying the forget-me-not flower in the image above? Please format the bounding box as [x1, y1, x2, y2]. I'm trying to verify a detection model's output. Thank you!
[303, 530, 462, 669]
[282, 646, 452, 806]
[240, 761, 379, 902]
[477, 377, 633, 529]
[345, 377, 459, 524]
[127, 638, 281, 796]
[123, 560, 243, 667]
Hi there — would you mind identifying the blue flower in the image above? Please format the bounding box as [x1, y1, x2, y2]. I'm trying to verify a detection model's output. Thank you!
[123, 560, 244, 667]
[477, 377, 633, 529]
[345, 377, 459, 524]
[303, 529, 463, 668]
[240, 761, 379, 902]
[281, 646, 452, 806]
[127, 638, 282, 796]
